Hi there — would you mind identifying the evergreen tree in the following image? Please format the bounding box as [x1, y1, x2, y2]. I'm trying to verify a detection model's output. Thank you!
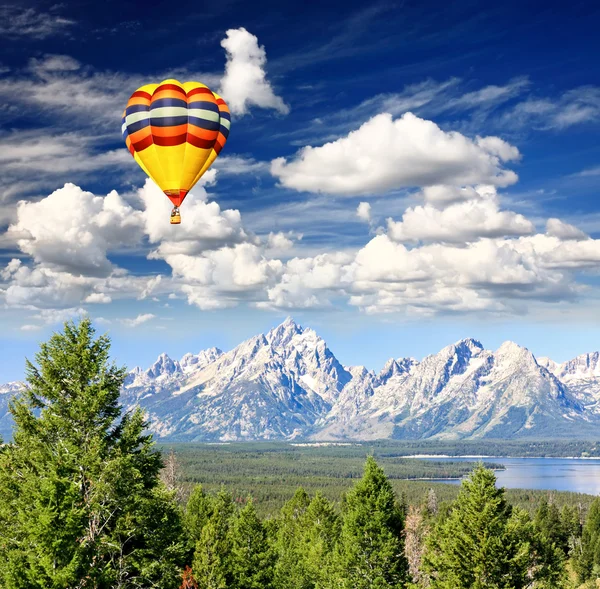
[185, 484, 216, 546]
[273, 488, 312, 589]
[192, 488, 235, 589]
[560, 504, 581, 557]
[229, 498, 275, 589]
[333, 456, 408, 589]
[301, 492, 341, 589]
[534, 497, 568, 554]
[0, 318, 185, 588]
[422, 465, 564, 589]
[575, 498, 600, 582]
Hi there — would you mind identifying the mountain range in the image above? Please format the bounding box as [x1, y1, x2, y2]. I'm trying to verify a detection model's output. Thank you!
[1, 318, 599, 441]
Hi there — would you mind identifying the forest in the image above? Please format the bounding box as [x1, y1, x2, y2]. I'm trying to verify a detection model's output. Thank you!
[1, 318, 600, 588]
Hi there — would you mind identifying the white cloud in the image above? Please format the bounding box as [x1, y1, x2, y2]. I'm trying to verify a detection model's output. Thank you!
[139, 179, 252, 257]
[20, 324, 41, 331]
[7, 183, 144, 277]
[214, 155, 269, 175]
[32, 307, 87, 325]
[219, 27, 289, 116]
[120, 313, 156, 327]
[271, 113, 519, 196]
[84, 293, 112, 304]
[573, 166, 600, 178]
[505, 86, 600, 130]
[267, 232, 295, 250]
[138, 275, 163, 300]
[356, 202, 372, 223]
[387, 186, 534, 243]
[0, 6, 75, 39]
[546, 218, 588, 241]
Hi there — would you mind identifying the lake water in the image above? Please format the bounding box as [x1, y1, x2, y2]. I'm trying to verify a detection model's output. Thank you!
[417, 457, 600, 495]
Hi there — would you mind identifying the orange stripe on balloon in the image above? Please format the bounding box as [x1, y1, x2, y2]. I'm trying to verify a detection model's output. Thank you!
[151, 124, 188, 137]
[128, 126, 152, 143]
[186, 125, 219, 140]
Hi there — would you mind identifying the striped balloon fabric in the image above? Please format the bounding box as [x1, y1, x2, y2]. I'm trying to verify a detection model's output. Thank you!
[122, 79, 230, 207]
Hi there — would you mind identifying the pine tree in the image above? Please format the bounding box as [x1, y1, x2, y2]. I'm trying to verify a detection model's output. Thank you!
[302, 492, 341, 589]
[185, 484, 216, 546]
[333, 456, 408, 589]
[192, 488, 235, 589]
[422, 464, 564, 589]
[534, 497, 568, 554]
[574, 498, 600, 582]
[273, 487, 312, 589]
[560, 504, 581, 556]
[230, 498, 275, 589]
[0, 318, 185, 588]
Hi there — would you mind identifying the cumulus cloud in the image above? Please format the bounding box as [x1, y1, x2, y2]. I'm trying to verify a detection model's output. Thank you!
[387, 186, 534, 243]
[139, 178, 252, 257]
[546, 218, 588, 241]
[271, 113, 519, 196]
[219, 28, 289, 116]
[267, 232, 295, 250]
[84, 293, 112, 304]
[4, 165, 600, 320]
[7, 183, 144, 277]
[356, 202, 372, 223]
[120, 313, 155, 327]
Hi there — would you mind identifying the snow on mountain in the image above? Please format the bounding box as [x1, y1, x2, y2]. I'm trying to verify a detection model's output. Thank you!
[1, 319, 600, 441]
[541, 352, 600, 411]
[119, 318, 349, 440]
[318, 339, 590, 441]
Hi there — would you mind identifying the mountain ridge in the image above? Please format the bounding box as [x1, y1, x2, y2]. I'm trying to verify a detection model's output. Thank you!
[1, 317, 599, 441]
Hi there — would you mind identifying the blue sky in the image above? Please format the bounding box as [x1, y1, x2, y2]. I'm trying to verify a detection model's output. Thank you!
[1, 0, 600, 381]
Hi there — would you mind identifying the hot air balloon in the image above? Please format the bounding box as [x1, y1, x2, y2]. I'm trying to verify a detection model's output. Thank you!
[122, 79, 230, 224]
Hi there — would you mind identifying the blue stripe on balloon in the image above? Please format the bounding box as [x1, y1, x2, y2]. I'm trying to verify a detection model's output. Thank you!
[188, 116, 220, 131]
[150, 98, 188, 109]
[126, 119, 151, 134]
[150, 115, 189, 127]
[126, 104, 149, 115]
[188, 100, 219, 111]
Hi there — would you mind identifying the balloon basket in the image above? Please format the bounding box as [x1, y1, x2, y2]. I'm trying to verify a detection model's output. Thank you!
[170, 206, 181, 225]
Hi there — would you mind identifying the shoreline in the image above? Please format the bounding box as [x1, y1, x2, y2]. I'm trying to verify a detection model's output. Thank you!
[403, 454, 600, 460]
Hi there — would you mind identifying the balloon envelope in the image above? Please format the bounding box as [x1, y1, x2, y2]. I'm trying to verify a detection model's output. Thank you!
[122, 79, 230, 206]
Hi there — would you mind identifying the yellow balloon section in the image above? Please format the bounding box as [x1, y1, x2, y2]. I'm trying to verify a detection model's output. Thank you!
[122, 79, 230, 207]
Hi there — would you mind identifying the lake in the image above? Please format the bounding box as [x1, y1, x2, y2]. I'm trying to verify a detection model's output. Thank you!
[417, 457, 600, 495]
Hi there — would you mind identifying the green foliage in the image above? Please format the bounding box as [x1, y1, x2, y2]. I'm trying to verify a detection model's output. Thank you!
[185, 484, 216, 546]
[229, 498, 276, 589]
[534, 497, 573, 555]
[333, 456, 408, 589]
[574, 498, 600, 582]
[163, 442, 597, 519]
[0, 318, 185, 588]
[192, 489, 235, 589]
[423, 465, 565, 589]
[273, 489, 340, 589]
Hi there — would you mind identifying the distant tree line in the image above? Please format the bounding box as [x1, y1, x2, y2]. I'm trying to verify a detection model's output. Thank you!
[1, 318, 600, 588]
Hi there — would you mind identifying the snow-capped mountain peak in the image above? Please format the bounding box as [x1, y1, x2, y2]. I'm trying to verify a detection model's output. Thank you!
[2, 319, 600, 442]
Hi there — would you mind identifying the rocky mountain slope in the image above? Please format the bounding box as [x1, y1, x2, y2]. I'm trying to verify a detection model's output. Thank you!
[1, 318, 599, 441]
